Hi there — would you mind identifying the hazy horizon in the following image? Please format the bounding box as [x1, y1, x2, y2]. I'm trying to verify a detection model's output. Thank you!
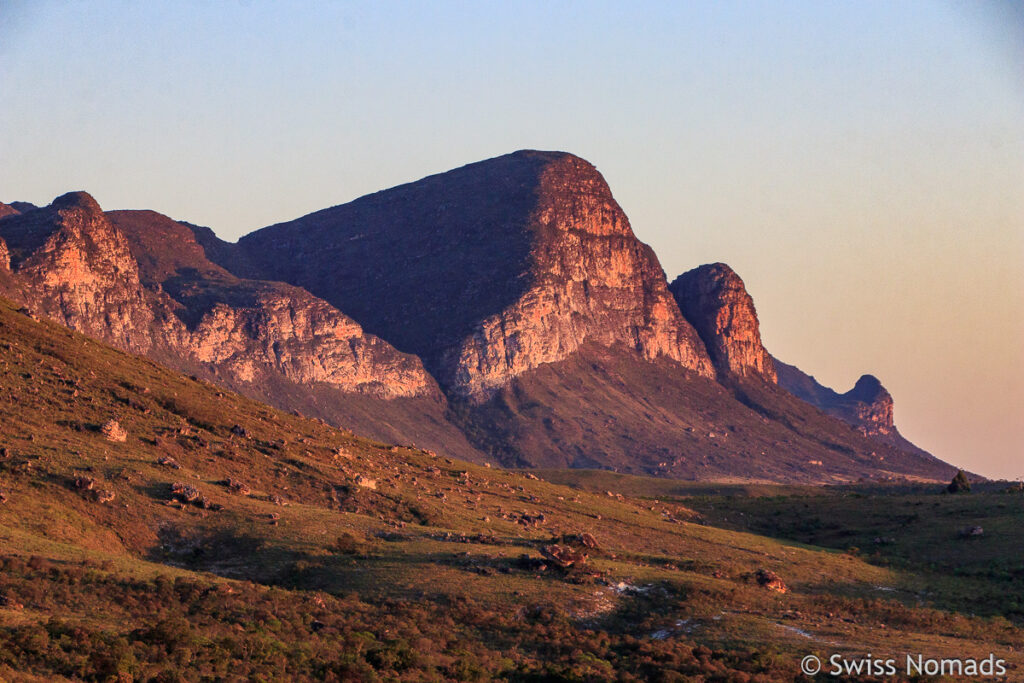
[2, 1, 1021, 478]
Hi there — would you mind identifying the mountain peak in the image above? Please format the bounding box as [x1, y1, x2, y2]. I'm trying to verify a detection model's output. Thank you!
[234, 151, 713, 397]
[669, 262, 776, 382]
[51, 190, 103, 214]
[849, 374, 887, 402]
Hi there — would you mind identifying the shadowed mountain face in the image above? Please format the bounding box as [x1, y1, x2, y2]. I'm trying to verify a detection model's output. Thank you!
[231, 150, 714, 398]
[0, 151, 957, 482]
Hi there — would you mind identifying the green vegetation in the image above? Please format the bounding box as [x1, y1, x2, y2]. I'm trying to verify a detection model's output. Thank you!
[1, 297, 1022, 680]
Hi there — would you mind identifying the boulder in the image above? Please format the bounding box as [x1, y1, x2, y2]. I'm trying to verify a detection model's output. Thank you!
[540, 544, 588, 570]
[755, 568, 788, 593]
[101, 420, 127, 442]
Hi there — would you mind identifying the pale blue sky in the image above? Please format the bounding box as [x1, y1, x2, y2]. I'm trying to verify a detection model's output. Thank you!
[1, 1, 1022, 477]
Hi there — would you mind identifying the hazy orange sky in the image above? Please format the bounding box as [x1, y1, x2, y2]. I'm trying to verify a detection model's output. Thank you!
[1, 1, 1021, 477]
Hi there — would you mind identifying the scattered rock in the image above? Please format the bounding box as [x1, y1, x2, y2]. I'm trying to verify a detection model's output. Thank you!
[157, 456, 181, 469]
[755, 569, 788, 593]
[540, 544, 588, 570]
[171, 482, 201, 503]
[226, 478, 251, 495]
[100, 419, 127, 442]
[562, 532, 600, 550]
[354, 474, 377, 490]
[16, 306, 37, 321]
[230, 424, 248, 437]
[93, 489, 116, 504]
[74, 476, 95, 491]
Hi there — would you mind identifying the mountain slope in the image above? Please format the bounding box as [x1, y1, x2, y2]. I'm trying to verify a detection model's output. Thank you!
[774, 357, 936, 458]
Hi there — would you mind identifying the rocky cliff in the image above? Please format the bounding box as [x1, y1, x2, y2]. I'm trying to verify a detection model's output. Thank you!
[665, 260, 945, 473]
[107, 209, 435, 399]
[0, 192, 156, 351]
[669, 263, 776, 382]
[231, 150, 714, 398]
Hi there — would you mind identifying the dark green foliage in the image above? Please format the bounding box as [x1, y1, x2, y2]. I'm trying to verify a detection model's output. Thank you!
[948, 470, 972, 494]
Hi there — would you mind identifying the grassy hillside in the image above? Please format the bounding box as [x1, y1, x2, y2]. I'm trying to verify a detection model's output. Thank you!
[0, 297, 1021, 681]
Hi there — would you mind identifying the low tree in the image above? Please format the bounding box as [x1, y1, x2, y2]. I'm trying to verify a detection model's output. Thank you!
[947, 470, 971, 494]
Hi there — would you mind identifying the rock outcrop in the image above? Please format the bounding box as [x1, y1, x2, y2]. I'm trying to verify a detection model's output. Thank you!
[230, 150, 714, 399]
[0, 192, 156, 351]
[669, 263, 776, 382]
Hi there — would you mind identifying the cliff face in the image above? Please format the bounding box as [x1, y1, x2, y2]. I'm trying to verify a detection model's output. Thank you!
[0, 192, 156, 352]
[0, 195, 438, 402]
[233, 150, 714, 399]
[669, 263, 776, 382]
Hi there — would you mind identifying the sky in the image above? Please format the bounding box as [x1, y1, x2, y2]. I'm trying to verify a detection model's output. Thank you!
[1, 1, 1021, 478]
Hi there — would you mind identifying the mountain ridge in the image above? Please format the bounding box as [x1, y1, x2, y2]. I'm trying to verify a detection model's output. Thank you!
[0, 150, 956, 482]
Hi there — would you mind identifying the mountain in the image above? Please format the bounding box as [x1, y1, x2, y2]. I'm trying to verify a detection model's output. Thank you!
[229, 150, 714, 398]
[0, 151, 956, 482]
[0, 194, 483, 461]
[217, 151, 951, 481]
[669, 261, 950, 474]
